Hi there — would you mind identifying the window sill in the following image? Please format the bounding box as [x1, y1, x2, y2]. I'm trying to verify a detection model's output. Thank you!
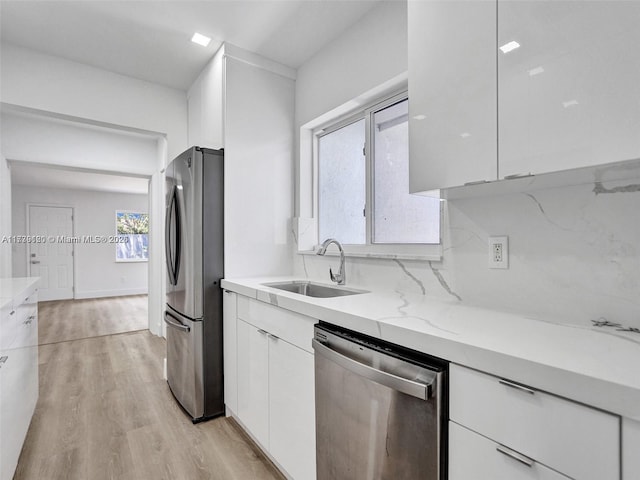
[298, 244, 442, 262]
[116, 259, 149, 263]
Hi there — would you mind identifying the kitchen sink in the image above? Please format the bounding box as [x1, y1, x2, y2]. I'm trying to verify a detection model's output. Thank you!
[263, 281, 368, 298]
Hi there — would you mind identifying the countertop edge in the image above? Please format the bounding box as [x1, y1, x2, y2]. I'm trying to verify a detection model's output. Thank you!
[221, 277, 640, 421]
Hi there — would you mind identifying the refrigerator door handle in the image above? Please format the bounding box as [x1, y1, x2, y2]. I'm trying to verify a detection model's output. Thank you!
[165, 185, 181, 286]
[165, 185, 175, 285]
[173, 186, 182, 283]
[164, 310, 190, 332]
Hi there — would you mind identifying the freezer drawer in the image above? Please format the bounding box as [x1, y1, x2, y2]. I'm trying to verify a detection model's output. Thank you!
[165, 308, 204, 420]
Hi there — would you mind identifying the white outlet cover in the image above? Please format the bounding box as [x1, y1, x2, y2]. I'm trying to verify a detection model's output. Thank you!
[489, 236, 509, 269]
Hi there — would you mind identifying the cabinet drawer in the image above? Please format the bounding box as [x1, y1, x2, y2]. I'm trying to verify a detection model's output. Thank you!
[237, 297, 315, 353]
[450, 364, 619, 480]
[449, 422, 570, 480]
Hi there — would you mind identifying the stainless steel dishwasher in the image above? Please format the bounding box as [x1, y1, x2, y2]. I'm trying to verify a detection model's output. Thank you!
[312, 322, 448, 480]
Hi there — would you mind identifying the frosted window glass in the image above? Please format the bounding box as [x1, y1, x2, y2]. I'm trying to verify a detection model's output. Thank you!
[373, 100, 440, 244]
[318, 119, 366, 244]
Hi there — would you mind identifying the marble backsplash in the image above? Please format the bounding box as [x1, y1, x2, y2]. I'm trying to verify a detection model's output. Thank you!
[294, 172, 640, 334]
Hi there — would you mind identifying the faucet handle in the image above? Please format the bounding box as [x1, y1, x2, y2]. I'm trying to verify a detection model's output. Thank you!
[329, 268, 336, 283]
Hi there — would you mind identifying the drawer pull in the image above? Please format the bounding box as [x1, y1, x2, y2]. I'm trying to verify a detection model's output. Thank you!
[267, 333, 279, 341]
[9, 310, 15, 316]
[504, 173, 534, 180]
[257, 329, 268, 336]
[496, 445, 535, 467]
[499, 378, 535, 395]
[464, 179, 489, 186]
[0, 356, 7, 368]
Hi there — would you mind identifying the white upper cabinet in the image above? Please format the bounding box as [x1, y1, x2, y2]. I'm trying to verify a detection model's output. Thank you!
[409, 0, 640, 191]
[408, 0, 497, 193]
[498, 1, 640, 178]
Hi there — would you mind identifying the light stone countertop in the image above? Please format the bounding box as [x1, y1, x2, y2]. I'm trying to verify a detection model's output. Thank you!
[222, 276, 640, 421]
[0, 277, 40, 310]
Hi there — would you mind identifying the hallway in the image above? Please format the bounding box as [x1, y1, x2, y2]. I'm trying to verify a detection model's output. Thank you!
[38, 295, 148, 345]
[14, 330, 283, 480]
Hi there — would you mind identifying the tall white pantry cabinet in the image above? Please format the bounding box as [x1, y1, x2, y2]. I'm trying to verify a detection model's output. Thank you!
[187, 42, 295, 280]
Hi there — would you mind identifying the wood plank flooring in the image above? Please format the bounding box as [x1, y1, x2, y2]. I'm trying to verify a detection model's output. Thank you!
[38, 295, 149, 345]
[14, 331, 285, 480]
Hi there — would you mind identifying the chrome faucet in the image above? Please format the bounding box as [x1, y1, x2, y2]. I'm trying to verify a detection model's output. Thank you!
[316, 238, 346, 285]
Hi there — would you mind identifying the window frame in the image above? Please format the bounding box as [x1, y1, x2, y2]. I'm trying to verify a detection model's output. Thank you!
[311, 91, 443, 260]
[115, 210, 149, 263]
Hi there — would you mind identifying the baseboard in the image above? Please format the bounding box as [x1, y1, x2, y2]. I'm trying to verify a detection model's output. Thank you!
[74, 288, 148, 299]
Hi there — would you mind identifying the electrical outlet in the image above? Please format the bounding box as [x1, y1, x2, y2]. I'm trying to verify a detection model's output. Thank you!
[489, 236, 509, 269]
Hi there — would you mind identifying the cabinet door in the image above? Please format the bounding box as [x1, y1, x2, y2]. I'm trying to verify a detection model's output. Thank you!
[0, 353, 26, 480]
[623, 418, 640, 480]
[449, 422, 571, 480]
[23, 310, 38, 420]
[222, 290, 238, 414]
[268, 337, 316, 480]
[408, 0, 497, 192]
[498, 1, 640, 178]
[236, 319, 269, 448]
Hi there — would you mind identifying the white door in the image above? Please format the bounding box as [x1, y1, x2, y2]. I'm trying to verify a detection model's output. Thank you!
[28, 206, 74, 301]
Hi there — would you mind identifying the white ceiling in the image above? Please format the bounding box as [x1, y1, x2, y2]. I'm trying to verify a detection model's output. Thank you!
[10, 162, 149, 195]
[0, 0, 382, 91]
[1, 0, 385, 194]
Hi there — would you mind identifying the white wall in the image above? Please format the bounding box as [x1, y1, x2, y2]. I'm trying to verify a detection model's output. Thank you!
[1, 43, 182, 335]
[293, 0, 640, 334]
[1, 44, 188, 161]
[295, 1, 408, 128]
[12, 185, 148, 299]
[0, 155, 12, 277]
[1, 112, 159, 176]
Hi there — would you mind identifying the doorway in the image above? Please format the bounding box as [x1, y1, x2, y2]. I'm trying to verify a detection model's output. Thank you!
[27, 204, 74, 301]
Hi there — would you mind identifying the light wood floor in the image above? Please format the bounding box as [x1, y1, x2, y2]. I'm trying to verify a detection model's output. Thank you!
[38, 295, 149, 345]
[15, 330, 285, 480]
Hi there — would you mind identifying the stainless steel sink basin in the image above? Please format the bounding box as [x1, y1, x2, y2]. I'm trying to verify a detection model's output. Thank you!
[263, 281, 368, 298]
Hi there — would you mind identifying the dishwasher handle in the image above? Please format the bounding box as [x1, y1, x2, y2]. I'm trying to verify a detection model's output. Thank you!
[312, 338, 432, 400]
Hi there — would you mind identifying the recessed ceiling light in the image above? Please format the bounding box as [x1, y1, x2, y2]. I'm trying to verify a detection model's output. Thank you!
[499, 40, 520, 54]
[413, 114, 427, 121]
[191, 32, 211, 47]
[562, 99, 579, 108]
[460, 132, 471, 138]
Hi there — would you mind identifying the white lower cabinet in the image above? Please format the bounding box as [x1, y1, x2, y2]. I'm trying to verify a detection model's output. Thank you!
[234, 296, 316, 480]
[0, 284, 39, 480]
[449, 364, 620, 480]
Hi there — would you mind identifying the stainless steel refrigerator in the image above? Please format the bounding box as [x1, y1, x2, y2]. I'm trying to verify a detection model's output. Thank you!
[164, 146, 224, 422]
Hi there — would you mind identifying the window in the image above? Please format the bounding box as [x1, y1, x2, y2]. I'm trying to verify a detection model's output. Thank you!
[116, 211, 149, 262]
[315, 94, 440, 255]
